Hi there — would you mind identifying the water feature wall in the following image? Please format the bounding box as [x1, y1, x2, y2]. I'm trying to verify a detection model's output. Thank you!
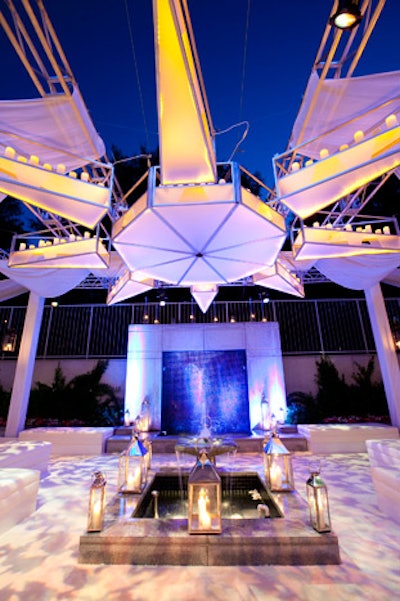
[124, 322, 286, 433]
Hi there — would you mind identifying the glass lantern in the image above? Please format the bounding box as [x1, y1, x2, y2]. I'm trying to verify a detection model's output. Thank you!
[137, 398, 152, 433]
[263, 432, 295, 492]
[188, 452, 222, 534]
[87, 470, 106, 532]
[118, 435, 148, 494]
[306, 470, 332, 533]
[2, 328, 17, 352]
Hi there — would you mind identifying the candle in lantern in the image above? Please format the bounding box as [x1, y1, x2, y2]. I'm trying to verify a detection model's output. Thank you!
[270, 462, 282, 490]
[90, 499, 103, 530]
[198, 487, 212, 529]
[127, 467, 141, 491]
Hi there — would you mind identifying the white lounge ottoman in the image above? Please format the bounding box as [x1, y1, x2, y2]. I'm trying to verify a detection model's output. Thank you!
[18, 427, 114, 456]
[370, 467, 400, 524]
[297, 423, 399, 453]
[0, 468, 40, 536]
[366, 439, 400, 468]
[0, 439, 52, 476]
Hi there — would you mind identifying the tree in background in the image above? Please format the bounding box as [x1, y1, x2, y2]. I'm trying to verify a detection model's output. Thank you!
[286, 355, 389, 424]
[28, 360, 123, 426]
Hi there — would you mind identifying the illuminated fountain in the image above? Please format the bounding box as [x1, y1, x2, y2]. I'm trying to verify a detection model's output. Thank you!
[79, 435, 340, 566]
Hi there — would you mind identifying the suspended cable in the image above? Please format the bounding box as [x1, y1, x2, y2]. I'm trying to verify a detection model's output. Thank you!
[124, 0, 150, 150]
[215, 121, 250, 162]
[239, 0, 251, 119]
[112, 153, 152, 167]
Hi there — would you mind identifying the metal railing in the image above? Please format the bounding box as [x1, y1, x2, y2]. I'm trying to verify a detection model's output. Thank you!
[0, 298, 399, 359]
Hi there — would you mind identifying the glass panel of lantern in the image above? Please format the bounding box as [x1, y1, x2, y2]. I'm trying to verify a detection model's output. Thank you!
[263, 432, 295, 492]
[118, 435, 148, 494]
[306, 469, 332, 533]
[140, 432, 152, 471]
[188, 452, 222, 534]
[87, 470, 107, 532]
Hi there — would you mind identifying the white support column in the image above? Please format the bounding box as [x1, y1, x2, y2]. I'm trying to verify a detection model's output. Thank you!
[5, 292, 44, 438]
[365, 283, 400, 428]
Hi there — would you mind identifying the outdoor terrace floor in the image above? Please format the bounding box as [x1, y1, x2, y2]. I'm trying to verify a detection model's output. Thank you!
[0, 449, 399, 600]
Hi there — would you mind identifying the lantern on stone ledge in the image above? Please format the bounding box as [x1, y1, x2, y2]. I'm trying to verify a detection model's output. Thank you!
[188, 452, 222, 534]
[306, 468, 332, 533]
[263, 431, 295, 492]
[87, 470, 106, 532]
[118, 435, 148, 494]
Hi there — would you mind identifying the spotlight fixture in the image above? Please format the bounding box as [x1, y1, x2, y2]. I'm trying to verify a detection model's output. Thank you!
[259, 291, 270, 305]
[158, 292, 167, 307]
[329, 0, 362, 30]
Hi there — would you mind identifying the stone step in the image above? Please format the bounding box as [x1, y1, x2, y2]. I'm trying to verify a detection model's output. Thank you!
[105, 431, 308, 454]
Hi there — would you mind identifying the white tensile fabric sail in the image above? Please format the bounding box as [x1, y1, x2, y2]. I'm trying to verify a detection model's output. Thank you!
[0, 87, 112, 228]
[291, 71, 400, 158]
[315, 254, 400, 290]
[0, 261, 89, 298]
[0, 87, 105, 170]
[275, 71, 400, 219]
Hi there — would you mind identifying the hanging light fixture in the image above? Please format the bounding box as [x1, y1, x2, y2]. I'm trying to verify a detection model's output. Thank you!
[306, 466, 332, 533]
[87, 471, 107, 532]
[329, 0, 362, 30]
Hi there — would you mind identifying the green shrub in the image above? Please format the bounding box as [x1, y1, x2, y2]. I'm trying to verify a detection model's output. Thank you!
[286, 391, 322, 424]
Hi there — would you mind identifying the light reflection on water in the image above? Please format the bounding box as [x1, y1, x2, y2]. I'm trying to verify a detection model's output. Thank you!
[132, 473, 282, 520]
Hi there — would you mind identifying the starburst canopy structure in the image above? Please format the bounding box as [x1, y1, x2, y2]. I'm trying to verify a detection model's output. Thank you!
[0, 0, 399, 311]
[110, 164, 287, 307]
[109, 0, 291, 311]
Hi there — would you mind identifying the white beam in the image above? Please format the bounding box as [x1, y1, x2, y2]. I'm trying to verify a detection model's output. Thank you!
[153, 0, 216, 185]
[365, 283, 400, 428]
[5, 292, 44, 437]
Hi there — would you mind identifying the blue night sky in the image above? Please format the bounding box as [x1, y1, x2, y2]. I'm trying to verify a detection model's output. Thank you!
[1, 0, 398, 188]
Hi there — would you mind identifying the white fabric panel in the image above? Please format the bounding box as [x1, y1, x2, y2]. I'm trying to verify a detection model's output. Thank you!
[0, 260, 88, 297]
[278, 130, 400, 219]
[8, 238, 109, 269]
[382, 268, 400, 288]
[0, 88, 105, 170]
[157, 204, 234, 249]
[190, 286, 218, 313]
[91, 251, 125, 278]
[291, 71, 400, 158]
[0, 279, 27, 301]
[315, 254, 400, 289]
[253, 263, 304, 298]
